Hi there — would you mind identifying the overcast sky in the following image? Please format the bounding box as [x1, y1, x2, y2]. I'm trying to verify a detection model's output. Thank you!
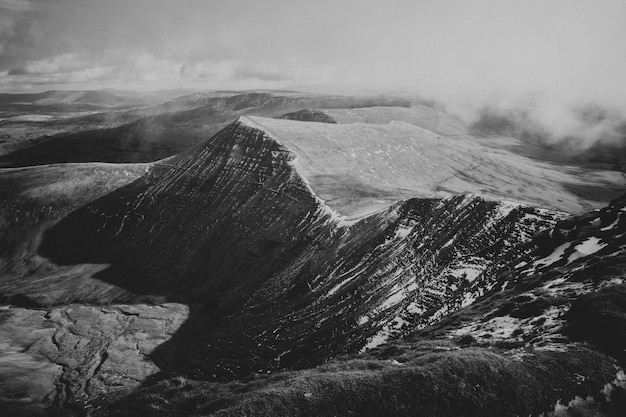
[1, 0, 625, 105]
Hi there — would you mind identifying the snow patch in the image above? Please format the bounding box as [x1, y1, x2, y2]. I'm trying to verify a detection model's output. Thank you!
[360, 329, 390, 352]
[360, 316, 408, 352]
[567, 236, 607, 264]
[378, 288, 407, 311]
[406, 302, 424, 315]
[448, 264, 485, 283]
[393, 223, 414, 239]
[533, 242, 573, 270]
[603, 369, 626, 400]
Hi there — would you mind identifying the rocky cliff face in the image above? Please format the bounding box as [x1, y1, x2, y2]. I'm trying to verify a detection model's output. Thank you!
[96, 197, 626, 417]
[93, 199, 626, 417]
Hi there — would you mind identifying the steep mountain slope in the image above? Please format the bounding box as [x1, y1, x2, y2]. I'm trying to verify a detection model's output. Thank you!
[98, 195, 626, 417]
[92, 195, 626, 417]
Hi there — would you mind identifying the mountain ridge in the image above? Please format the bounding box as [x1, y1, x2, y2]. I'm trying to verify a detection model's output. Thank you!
[0, 107, 624, 416]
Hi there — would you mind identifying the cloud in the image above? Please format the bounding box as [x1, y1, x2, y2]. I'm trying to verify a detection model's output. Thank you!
[448, 92, 626, 162]
[9, 53, 81, 75]
[3, 66, 113, 85]
[0, 0, 35, 11]
[179, 60, 290, 83]
[233, 64, 289, 82]
[0, 0, 624, 105]
[0, 52, 115, 89]
[0, 1, 45, 71]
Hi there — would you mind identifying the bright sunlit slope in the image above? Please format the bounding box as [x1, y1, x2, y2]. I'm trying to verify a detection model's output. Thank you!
[245, 116, 624, 216]
[325, 104, 468, 138]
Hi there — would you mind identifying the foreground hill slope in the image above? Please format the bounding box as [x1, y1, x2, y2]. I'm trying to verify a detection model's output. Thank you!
[98, 194, 626, 417]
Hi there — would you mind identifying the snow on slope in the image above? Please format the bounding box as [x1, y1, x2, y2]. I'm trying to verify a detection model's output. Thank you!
[447, 193, 626, 353]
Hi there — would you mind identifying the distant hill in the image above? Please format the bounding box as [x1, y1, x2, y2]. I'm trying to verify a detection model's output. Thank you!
[0, 89, 160, 107]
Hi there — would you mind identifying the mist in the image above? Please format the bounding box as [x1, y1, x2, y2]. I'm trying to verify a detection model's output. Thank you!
[431, 92, 626, 166]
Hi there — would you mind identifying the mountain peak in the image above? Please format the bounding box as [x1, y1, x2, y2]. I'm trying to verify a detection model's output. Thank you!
[226, 116, 610, 215]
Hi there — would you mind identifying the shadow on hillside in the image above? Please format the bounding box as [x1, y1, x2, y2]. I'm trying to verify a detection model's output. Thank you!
[35, 173, 292, 387]
[0, 121, 212, 168]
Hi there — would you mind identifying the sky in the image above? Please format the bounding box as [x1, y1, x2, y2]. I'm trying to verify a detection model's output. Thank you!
[1, 0, 626, 106]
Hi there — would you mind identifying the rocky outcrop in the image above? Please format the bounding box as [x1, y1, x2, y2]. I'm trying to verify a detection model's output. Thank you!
[0, 303, 188, 416]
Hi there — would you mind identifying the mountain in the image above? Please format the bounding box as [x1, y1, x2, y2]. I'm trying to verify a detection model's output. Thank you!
[97, 191, 626, 417]
[0, 90, 160, 108]
[0, 96, 624, 416]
